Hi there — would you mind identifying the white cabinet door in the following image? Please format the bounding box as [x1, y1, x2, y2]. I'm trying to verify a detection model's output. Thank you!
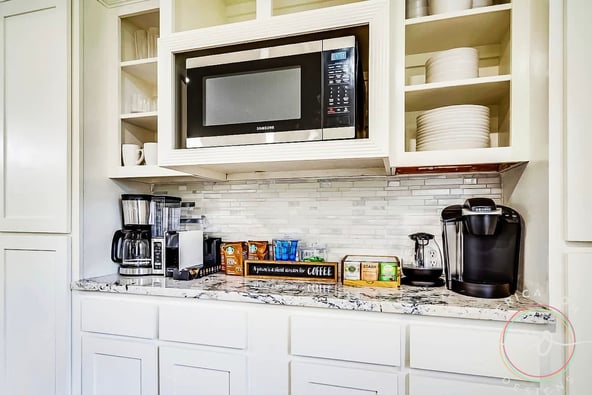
[566, 253, 592, 395]
[291, 361, 398, 395]
[160, 346, 247, 395]
[82, 335, 158, 395]
[0, 0, 70, 232]
[0, 235, 70, 395]
[565, 0, 592, 241]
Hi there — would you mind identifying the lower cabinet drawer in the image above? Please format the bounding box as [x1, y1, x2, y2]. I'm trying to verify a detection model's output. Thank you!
[409, 323, 542, 380]
[291, 361, 399, 395]
[81, 297, 157, 339]
[159, 303, 247, 349]
[290, 314, 401, 366]
[408, 374, 539, 395]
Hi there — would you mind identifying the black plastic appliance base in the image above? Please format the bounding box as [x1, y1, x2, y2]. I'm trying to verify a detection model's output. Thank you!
[402, 276, 445, 287]
[450, 279, 512, 298]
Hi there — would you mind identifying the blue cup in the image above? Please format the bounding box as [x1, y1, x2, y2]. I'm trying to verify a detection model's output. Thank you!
[274, 240, 298, 261]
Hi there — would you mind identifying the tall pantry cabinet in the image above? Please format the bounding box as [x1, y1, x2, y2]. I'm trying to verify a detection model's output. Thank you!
[0, 0, 74, 395]
[561, 0, 592, 393]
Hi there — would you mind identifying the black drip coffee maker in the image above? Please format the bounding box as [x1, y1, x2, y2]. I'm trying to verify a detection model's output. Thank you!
[111, 194, 153, 276]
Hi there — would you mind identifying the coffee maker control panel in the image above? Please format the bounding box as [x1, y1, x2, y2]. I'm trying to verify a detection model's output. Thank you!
[152, 240, 164, 274]
[502, 207, 521, 223]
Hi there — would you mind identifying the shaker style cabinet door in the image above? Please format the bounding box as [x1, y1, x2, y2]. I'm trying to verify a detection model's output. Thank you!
[291, 361, 398, 395]
[160, 346, 248, 395]
[565, 0, 592, 241]
[0, 0, 70, 233]
[0, 235, 70, 395]
[566, 253, 592, 395]
[81, 335, 158, 395]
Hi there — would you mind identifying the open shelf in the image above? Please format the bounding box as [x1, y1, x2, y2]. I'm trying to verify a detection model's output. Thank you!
[173, 0, 256, 32]
[172, 0, 367, 31]
[108, 165, 198, 183]
[405, 75, 510, 112]
[121, 112, 157, 130]
[121, 58, 157, 83]
[272, 0, 365, 16]
[405, 4, 511, 55]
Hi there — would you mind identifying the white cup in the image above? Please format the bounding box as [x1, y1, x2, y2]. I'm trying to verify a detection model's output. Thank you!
[122, 144, 144, 166]
[144, 142, 158, 165]
[129, 93, 149, 113]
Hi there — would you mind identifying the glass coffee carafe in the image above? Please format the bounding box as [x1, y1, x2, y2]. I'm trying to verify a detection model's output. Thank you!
[121, 229, 151, 265]
[111, 228, 152, 275]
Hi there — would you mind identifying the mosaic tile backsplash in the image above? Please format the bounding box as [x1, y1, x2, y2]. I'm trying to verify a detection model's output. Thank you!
[154, 173, 502, 262]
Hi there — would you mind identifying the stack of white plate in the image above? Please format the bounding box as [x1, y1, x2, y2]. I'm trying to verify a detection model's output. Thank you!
[425, 47, 479, 83]
[416, 105, 490, 151]
[472, 0, 493, 7]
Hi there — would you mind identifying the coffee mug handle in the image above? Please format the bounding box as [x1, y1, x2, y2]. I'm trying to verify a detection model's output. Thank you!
[136, 148, 144, 165]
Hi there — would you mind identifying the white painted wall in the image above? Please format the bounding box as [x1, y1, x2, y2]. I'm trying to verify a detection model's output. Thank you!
[82, 0, 149, 278]
[502, 0, 550, 303]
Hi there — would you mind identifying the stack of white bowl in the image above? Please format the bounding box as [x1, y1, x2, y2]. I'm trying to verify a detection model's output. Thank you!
[407, 0, 428, 18]
[428, 0, 472, 15]
[416, 105, 490, 151]
[425, 47, 479, 83]
[472, 0, 493, 8]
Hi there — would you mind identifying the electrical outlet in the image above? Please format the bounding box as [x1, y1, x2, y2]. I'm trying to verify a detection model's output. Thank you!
[428, 248, 439, 267]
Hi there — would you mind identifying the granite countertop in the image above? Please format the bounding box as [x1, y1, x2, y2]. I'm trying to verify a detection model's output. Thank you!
[72, 273, 553, 324]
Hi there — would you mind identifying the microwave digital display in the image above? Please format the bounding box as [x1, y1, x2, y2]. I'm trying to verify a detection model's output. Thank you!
[204, 67, 302, 126]
[331, 51, 347, 61]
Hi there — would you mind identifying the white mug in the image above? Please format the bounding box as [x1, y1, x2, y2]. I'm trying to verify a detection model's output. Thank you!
[122, 144, 144, 166]
[144, 142, 158, 165]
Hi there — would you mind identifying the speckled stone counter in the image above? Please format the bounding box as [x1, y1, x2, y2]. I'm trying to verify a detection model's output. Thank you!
[72, 273, 553, 324]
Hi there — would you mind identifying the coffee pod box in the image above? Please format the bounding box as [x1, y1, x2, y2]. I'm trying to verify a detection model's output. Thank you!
[341, 255, 401, 288]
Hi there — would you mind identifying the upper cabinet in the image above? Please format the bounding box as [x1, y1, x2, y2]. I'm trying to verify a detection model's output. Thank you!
[104, 0, 549, 182]
[565, 0, 592, 241]
[107, 0, 196, 183]
[157, 0, 390, 181]
[0, 0, 71, 232]
[389, 0, 549, 173]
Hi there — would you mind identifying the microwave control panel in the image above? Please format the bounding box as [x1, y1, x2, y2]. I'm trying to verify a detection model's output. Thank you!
[323, 46, 356, 129]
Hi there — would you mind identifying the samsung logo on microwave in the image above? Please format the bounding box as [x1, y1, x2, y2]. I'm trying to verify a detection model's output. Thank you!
[256, 125, 275, 131]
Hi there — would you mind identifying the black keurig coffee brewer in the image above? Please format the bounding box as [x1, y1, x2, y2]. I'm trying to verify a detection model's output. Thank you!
[441, 198, 522, 298]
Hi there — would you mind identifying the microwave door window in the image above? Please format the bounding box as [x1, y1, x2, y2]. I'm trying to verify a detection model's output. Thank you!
[204, 67, 301, 126]
[185, 52, 322, 141]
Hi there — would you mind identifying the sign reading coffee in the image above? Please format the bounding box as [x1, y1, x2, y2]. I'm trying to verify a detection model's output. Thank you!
[244, 260, 338, 283]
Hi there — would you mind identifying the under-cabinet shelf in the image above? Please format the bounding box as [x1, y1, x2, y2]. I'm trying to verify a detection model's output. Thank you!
[396, 146, 517, 167]
[405, 75, 510, 112]
[405, 4, 511, 55]
[121, 112, 157, 130]
[121, 58, 157, 83]
[108, 165, 196, 184]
